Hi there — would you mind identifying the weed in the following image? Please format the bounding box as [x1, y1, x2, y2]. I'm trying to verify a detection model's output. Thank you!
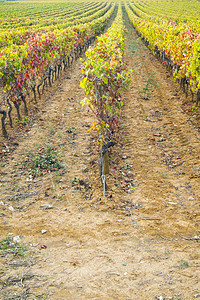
[125, 163, 133, 170]
[0, 236, 26, 257]
[39, 294, 50, 300]
[16, 116, 30, 125]
[140, 73, 159, 99]
[146, 249, 158, 253]
[49, 127, 56, 135]
[160, 172, 168, 179]
[180, 260, 189, 268]
[22, 143, 63, 177]
[164, 250, 172, 256]
[70, 177, 79, 185]
[126, 182, 136, 193]
[192, 105, 199, 117]
[21, 116, 31, 125]
[66, 126, 77, 136]
[192, 105, 199, 114]
[127, 40, 138, 54]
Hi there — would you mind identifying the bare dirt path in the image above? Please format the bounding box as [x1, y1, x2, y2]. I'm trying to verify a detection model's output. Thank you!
[0, 10, 200, 300]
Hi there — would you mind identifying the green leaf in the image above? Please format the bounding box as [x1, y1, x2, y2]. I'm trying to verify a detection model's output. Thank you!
[108, 104, 112, 112]
[119, 100, 124, 107]
[103, 77, 108, 84]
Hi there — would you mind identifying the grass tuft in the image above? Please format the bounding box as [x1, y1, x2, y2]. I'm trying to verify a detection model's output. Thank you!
[22, 143, 63, 177]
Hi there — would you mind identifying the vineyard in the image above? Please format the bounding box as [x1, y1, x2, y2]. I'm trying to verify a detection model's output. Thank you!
[0, 0, 200, 299]
[1, 0, 200, 139]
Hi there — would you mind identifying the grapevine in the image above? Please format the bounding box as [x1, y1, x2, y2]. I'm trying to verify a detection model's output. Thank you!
[125, 1, 200, 102]
[0, 2, 115, 137]
[80, 3, 131, 143]
[80, 3, 132, 191]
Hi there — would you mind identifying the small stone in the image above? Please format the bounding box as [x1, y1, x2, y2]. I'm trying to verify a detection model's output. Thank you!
[40, 245, 47, 249]
[30, 243, 38, 247]
[13, 236, 21, 243]
[8, 205, 14, 212]
[41, 230, 47, 234]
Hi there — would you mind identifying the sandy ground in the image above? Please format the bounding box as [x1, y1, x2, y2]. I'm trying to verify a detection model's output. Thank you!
[0, 9, 200, 300]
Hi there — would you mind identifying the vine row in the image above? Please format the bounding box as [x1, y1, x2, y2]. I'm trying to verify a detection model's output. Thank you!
[80, 3, 132, 189]
[125, 2, 200, 104]
[0, 4, 115, 138]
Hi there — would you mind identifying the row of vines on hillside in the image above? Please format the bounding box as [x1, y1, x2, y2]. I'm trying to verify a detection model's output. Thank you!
[0, 2, 110, 48]
[133, 0, 200, 22]
[0, 2, 115, 138]
[80, 3, 132, 193]
[0, 1, 96, 30]
[125, 2, 200, 104]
